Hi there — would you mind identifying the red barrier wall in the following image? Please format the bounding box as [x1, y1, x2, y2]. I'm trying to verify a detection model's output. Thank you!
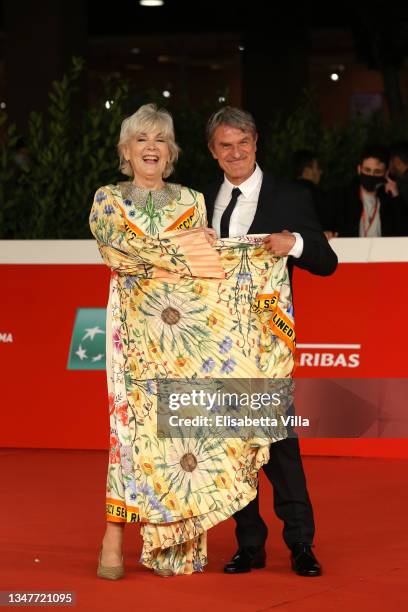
[1, 239, 407, 456]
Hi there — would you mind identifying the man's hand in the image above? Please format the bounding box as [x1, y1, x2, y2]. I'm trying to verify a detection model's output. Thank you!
[263, 230, 296, 256]
[384, 171, 399, 197]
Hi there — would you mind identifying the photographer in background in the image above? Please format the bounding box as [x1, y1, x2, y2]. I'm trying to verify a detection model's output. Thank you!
[293, 150, 338, 240]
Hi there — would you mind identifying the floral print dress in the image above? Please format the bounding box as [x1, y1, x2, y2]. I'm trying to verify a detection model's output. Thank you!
[89, 182, 295, 574]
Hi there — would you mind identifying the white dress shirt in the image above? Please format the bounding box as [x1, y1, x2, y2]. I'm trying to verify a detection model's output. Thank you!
[359, 190, 381, 237]
[212, 164, 304, 258]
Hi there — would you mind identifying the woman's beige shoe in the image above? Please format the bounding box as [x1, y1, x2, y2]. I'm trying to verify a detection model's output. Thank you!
[153, 568, 174, 577]
[97, 549, 124, 580]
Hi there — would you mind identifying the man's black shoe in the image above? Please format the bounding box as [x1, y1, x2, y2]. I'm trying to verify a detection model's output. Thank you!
[224, 547, 266, 574]
[290, 543, 321, 576]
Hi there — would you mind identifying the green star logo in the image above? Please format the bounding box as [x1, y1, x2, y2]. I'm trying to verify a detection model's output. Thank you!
[67, 308, 107, 370]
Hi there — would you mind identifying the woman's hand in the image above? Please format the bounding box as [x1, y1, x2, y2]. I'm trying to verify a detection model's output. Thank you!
[204, 227, 217, 245]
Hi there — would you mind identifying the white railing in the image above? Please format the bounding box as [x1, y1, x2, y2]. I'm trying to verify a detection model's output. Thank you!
[0, 237, 408, 264]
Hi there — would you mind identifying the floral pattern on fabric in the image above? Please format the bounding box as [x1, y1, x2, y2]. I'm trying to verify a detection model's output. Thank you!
[90, 182, 295, 574]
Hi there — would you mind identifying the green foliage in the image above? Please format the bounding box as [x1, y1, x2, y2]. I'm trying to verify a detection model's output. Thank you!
[0, 116, 21, 236]
[264, 90, 367, 187]
[0, 57, 128, 238]
[264, 90, 408, 189]
[171, 104, 220, 192]
[1, 65, 408, 239]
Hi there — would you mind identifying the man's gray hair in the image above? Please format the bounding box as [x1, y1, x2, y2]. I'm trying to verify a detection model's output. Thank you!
[206, 106, 257, 145]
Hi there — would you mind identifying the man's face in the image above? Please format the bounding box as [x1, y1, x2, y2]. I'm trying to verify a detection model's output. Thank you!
[389, 155, 407, 178]
[310, 160, 322, 185]
[358, 157, 386, 177]
[209, 125, 257, 185]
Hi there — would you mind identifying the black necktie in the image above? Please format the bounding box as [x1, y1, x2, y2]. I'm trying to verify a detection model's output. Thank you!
[220, 187, 241, 238]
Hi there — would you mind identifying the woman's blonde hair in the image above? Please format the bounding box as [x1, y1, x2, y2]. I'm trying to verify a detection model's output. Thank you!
[117, 103, 180, 178]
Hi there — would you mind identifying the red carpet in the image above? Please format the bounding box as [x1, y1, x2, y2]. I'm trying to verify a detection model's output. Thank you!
[1, 449, 408, 611]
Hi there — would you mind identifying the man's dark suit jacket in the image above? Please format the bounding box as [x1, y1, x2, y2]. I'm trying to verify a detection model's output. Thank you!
[334, 179, 408, 237]
[295, 178, 337, 233]
[204, 173, 338, 277]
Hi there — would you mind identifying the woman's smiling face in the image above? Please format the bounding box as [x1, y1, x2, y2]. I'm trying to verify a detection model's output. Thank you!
[124, 128, 170, 185]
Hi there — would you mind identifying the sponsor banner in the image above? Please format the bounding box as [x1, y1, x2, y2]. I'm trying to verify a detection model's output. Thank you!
[292, 261, 408, 379]
[297, 344, 360, 370]
[1, 251, 408, 455]
[67, 308, 106, 370]
[0, 332, 13, 343]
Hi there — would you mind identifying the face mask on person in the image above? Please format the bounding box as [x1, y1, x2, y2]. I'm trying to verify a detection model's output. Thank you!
[359, 173, 385, 193]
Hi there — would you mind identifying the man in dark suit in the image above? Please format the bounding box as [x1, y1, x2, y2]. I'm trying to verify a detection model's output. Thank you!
[389, 141, 408, 210]
[389, 142, 408, 234]
[203, 106, 337, 577]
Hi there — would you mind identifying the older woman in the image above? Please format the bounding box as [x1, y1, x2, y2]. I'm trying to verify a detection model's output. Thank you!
[90, 104, 295, 578]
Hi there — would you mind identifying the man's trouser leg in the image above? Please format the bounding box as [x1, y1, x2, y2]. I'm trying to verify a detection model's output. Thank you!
[233, 436, 315, 549]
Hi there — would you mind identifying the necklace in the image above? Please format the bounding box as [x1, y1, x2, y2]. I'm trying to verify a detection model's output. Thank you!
[119, 182, 181, 210]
